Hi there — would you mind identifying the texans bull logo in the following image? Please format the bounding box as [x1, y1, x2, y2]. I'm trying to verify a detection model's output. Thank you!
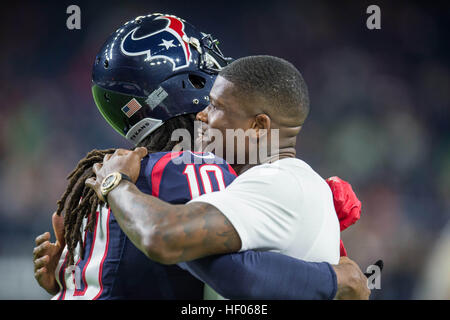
[120, 16, 192, 71]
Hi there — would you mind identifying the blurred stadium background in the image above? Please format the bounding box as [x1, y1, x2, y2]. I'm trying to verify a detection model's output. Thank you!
[0, 0, 448, 299]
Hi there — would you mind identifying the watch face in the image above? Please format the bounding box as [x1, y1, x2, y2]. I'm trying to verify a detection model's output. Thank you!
[102, 174, 116, 188]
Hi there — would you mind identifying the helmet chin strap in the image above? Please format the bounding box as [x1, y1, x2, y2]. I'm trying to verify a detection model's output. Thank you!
[126, 117, 164, 146]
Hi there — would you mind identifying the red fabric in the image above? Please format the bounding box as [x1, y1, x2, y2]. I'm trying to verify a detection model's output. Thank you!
[151, 151, 183, 197]
[340, 241, 348, 257]
[326, 176, 362, 256]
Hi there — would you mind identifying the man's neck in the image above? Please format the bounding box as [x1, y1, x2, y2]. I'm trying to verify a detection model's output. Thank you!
[231, 148, 296, 175]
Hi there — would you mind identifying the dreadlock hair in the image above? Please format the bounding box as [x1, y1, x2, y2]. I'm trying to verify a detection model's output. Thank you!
[56, 113, 196, 266]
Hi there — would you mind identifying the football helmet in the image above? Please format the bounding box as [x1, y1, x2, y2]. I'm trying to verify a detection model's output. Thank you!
[92, 13, 232, 145]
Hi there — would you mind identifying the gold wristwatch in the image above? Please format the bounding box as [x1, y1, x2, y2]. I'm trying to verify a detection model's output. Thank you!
[100, 172, 133, 203]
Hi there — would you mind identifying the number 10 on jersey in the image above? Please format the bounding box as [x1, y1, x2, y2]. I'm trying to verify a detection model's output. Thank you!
[183, 164, 226, 199]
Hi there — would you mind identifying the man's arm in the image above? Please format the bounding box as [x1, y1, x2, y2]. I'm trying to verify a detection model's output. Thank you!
[109, 182, 241, 264]
[180, 251, 337, 300]
[87, 148, 241, 265]
[179, 252, 371, 300]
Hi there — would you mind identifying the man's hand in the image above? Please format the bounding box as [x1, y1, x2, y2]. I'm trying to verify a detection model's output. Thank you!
[333, 256, 371, 300]
[85, 147, 148, 201]
[33, 212, 65, 295]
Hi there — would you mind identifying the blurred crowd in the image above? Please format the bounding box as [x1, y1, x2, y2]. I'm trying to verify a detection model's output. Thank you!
[0, 1, 448, 299]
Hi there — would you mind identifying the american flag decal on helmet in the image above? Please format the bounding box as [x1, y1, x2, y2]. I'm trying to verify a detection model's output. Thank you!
[122, 98, 142, 118]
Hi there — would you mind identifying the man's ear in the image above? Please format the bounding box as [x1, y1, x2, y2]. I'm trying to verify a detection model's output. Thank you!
[253, 114, 271, 139]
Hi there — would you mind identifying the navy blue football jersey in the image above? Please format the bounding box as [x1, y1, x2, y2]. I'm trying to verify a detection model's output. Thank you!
[53, 151, 237, 300]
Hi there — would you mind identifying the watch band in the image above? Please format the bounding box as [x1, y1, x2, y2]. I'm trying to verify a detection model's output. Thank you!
[118, 172, 133, 183]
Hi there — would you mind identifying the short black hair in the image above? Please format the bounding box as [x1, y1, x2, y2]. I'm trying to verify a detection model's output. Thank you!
[219, 55, 310, 124]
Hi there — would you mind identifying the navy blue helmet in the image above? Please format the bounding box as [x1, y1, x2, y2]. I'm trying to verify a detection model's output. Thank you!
[92, 13, 232, 145]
